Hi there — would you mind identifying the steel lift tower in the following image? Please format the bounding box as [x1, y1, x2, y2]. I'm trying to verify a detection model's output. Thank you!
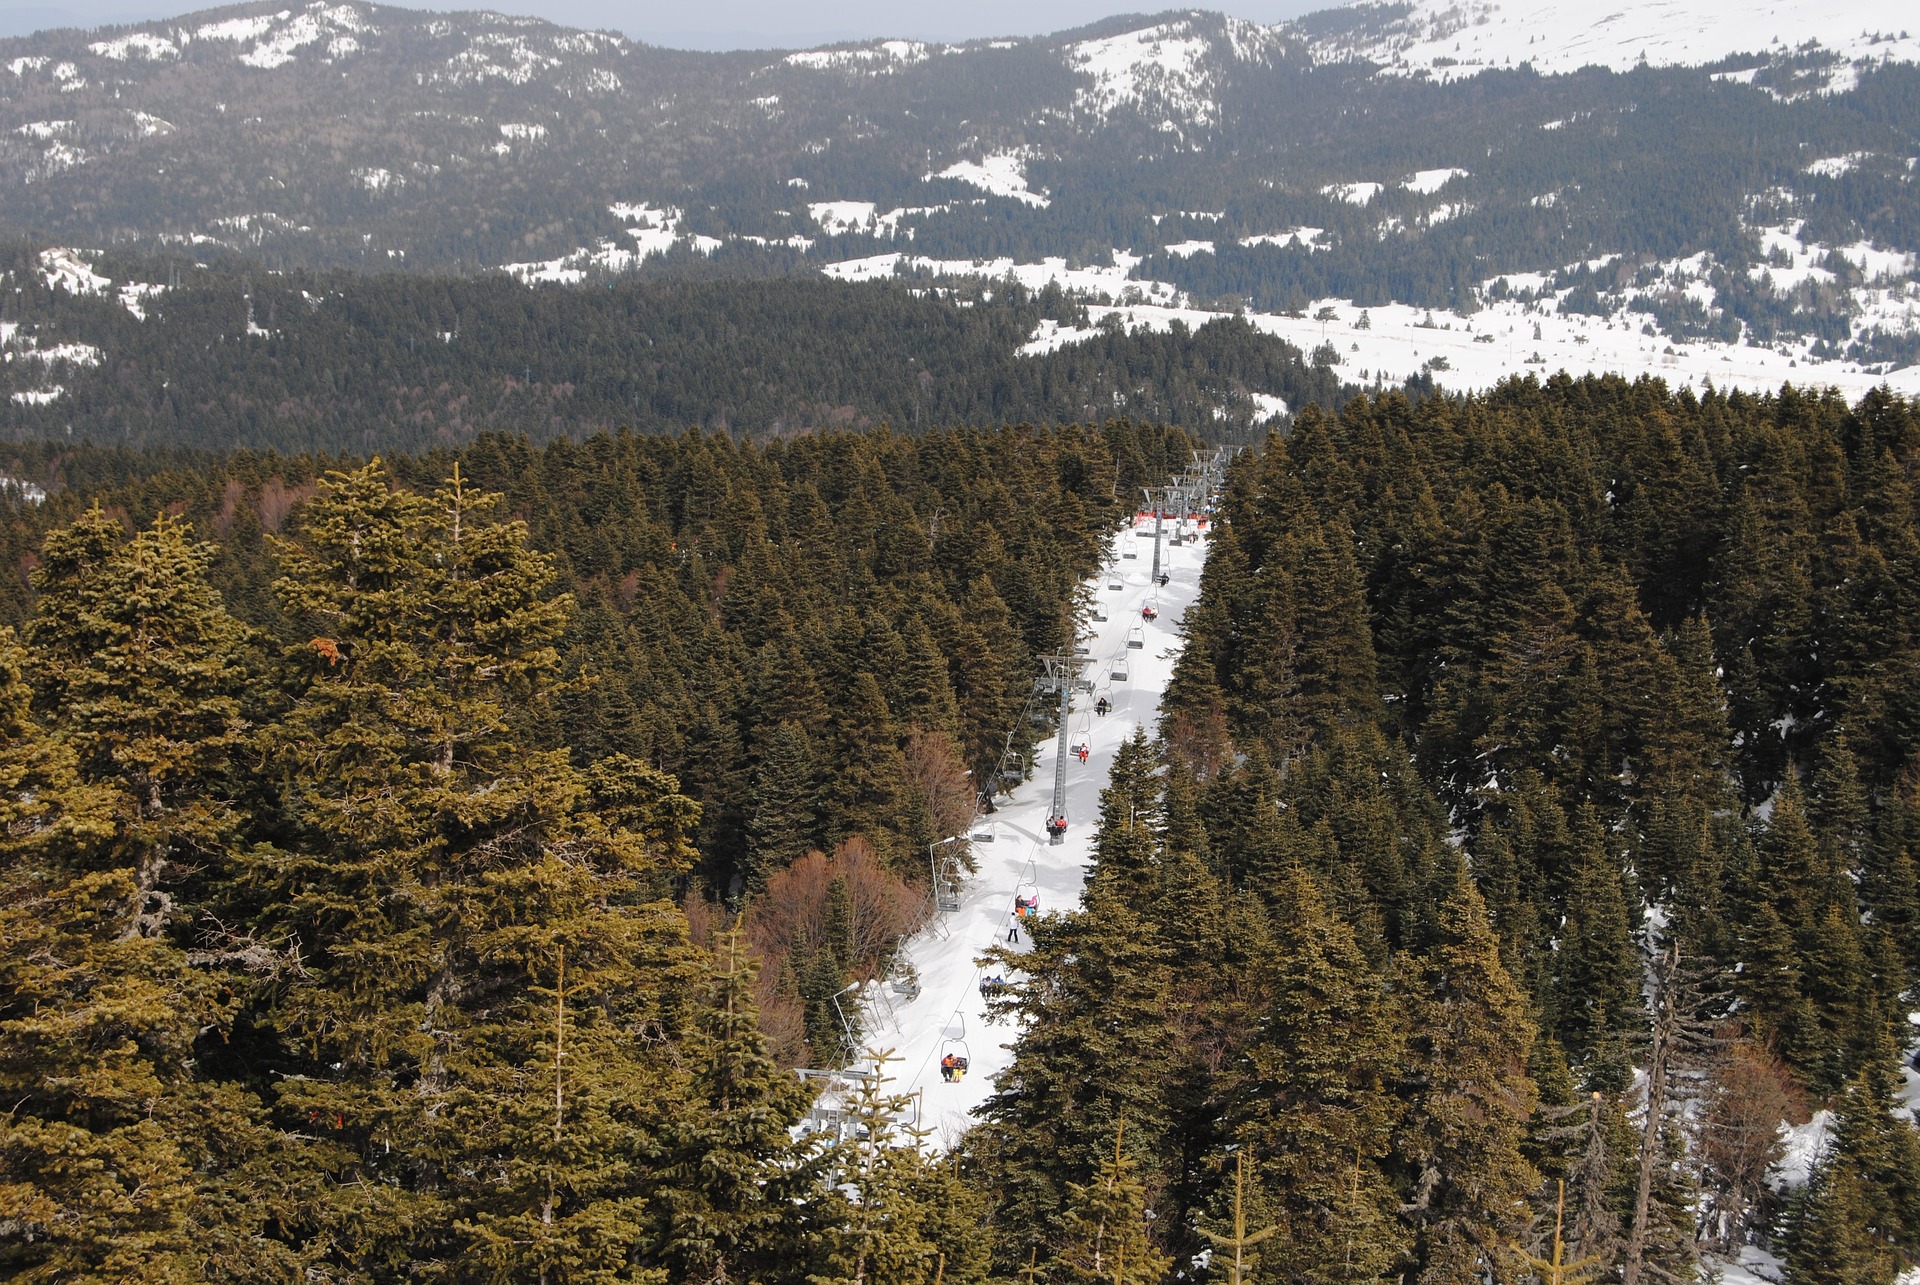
[1037, 653, 1096, 845]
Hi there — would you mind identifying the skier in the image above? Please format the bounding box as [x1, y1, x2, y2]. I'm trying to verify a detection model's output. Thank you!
[1095, 696, 1111, 717]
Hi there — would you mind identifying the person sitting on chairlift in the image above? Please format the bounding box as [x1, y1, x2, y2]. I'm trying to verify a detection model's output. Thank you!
[942, 1053, 968, 1082]
[1159, 573, 1170, 587]
[1141, 605, 1157, 621]
[1095, 696, 1111, 717]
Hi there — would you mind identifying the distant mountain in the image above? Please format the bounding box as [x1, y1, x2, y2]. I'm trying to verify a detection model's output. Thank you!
[1, 0, 1917, 405]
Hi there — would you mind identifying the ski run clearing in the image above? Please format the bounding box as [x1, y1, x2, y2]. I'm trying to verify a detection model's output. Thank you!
[849, 514, 1206, 1145]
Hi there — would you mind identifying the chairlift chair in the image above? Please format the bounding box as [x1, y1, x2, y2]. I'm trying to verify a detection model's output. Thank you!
[1111, 656, 1130, 682]
[939, 1014, 972, 1083]
[1122, 536, 1138, 559]
[1127, 625, 1145, 650]
[1093, 602, 1109, 621]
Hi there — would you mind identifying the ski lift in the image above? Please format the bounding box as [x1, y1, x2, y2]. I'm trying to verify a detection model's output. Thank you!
[1107, 566, 1123, 590]
[1111, 655, 1130, 682]
[1122, 536, 1138, 559]
[997, 750, 1026, 787]
[932, 855, 964, 913]
[797, 1067, 864, 1140]
[1093, 601, 1109, 621]
[1127, 625, 1145, 650]
[939, 1014, 971, 1084]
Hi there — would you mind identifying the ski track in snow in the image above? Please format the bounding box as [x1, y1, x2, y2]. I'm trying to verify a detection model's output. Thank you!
[854, 517, 1207, 1146]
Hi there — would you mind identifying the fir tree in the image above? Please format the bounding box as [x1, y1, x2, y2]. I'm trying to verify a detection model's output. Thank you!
[1049, 1126, 1173, 1285]
[1394, 857, 1542, 1285]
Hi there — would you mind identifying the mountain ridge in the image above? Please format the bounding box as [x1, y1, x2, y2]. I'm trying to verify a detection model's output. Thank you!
[2, 0, 1918, 408]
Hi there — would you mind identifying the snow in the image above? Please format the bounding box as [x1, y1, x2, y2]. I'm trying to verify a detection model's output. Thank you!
[1250, 392, 1288, 419]
[7, 57, 49, 76]
[1404, 166, 1470, 193]
[1323, 181, 1384, 205]
[784, 40, 930, 72]
[355, 167, 401, 192]
[15, 121, 70, 139]
[1017, 290, 1920, 400]
[88, 32, 178, 60]
[824, 250, 1177, 309]
[10, 389, 65, 406]
[927, 153, 1050, 208]
[499, 122, 547, 140]
[182, 4, 371, 70]
[499, 205, 716, 282]
[809, 201, 879, 234]
[192, 15, 278, 44]
[118, 282, 164, 320]
[1300, 0, 1920, 87]
[1805, 152, 1872, 177]
[129, 110, 173, 137]
[38, 247, 110, 296]
[1240, 227, 1327, 250]
[1773, 1109, 1832, 1189]
[1710, 1246, 1787, 1285]
[1067, 20, 1215, 128]
[1163, 239, 1215, 258]
[858, 519, 1208, 1140]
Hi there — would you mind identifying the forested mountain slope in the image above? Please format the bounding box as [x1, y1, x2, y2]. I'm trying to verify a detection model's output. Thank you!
[964, 375, 1920, 1283]
[0, 385, 1915, 1278]
[1, 0, 1916, 398]
[0, 253, 1352, 452]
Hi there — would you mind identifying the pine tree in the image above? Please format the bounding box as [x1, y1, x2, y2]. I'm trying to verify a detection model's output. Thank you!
[812, 1049, 988, 1285]
[1550, 809, 1640, 1068]
[0, 514, 287, 1279]
[1215, 863, 1405, 1283]
[1049, 1126, 1174, 1285]
[249, 460, 706, 1276]
[1394, 857, 1542, 1285]
[644, 929, 828, 1282]
[746, 721, 823, 895]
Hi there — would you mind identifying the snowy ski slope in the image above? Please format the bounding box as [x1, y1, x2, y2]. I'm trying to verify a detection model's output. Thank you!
[852, 515, 1207, 1147]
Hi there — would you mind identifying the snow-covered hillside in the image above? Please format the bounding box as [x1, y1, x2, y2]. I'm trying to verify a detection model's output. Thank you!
[857, 517, 1206, 1143]
[1301, 0, 1920, 88]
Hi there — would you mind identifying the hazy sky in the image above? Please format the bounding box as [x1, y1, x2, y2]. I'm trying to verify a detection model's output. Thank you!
[1, 0, 1329, 47]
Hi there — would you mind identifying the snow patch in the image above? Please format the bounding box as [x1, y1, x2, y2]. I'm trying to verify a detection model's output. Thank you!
[784, 40, 929, 72]
[928, 153, 1050, 208]
[809, 201, 879, 235]
[1240, 227, 1327, 251]
[1805, 152, 1871, 177]
[1404, 167, 1469, 193]
[1297, 0, 1920, 88]
[1323, 181, 1384, 205]
[88, 31, 179, 60]
[38, 247, 110, 295]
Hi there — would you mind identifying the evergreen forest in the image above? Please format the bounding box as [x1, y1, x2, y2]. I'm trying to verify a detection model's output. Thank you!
[0, 255, 1354, 453]
[0, 377, 1917, 1283]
